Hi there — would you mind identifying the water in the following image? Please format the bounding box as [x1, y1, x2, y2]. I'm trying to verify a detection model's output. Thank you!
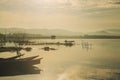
[0, 39, 120, 80]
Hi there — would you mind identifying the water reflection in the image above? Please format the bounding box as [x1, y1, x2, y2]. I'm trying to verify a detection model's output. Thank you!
[57, 66, 120, 80]
[81, 40, 93, 51]
[0, 39, 120, 80]
[26, 40, 75, 47]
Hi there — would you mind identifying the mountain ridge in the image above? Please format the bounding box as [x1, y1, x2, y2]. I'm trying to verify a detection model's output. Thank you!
[87, 29, 120, 36]
[0, 28, 82, 36]
[0, 28, 120, 36]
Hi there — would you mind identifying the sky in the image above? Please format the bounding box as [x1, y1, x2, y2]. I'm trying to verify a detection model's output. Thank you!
[0, 0, 120, 32]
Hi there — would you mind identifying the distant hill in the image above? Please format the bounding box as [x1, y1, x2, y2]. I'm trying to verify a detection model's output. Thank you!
[88, 29, 120, 36]
[0, 28, 82, 36]
[0, 28, 120, 37]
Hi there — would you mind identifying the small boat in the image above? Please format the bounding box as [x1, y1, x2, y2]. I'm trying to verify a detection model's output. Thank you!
[0, 54, 24, 61]
[0, 55, 43, 65]
[6, 54, 24, 60]
[18, 55, 40, 61]
[0, 55, 43, 76]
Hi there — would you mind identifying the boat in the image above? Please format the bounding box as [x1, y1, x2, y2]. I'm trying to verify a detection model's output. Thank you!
[17, 55, 39, 61]
[0, 55, 43, 76]
[0, 54, 43, 65]
[0, 54, 24, 61]
[0, 33, 42, 76]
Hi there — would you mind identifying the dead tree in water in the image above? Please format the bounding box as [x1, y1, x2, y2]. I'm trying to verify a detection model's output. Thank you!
[9, 33, 29, 56]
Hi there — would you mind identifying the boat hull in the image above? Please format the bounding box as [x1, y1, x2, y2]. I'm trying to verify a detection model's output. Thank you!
[0, 55, 42, 76]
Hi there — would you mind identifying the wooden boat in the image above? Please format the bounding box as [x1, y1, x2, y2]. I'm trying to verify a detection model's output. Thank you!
[7, 54, 24, 59]
[19, 55, 40, 61]
[0, 55, 42, 76]
[0, 58, 41, 65]
[0, 65, 41, 76]
[0, 55, 42, 65]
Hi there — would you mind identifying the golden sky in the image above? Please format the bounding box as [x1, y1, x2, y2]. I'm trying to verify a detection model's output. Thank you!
[0, 0, 120, 32]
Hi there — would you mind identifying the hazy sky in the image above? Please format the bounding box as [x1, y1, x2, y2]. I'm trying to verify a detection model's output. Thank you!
[0, 0, 120, 32]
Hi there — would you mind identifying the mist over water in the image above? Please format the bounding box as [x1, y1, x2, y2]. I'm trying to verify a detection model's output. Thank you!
[57, 66, 120, 80]
[0, 39, 120, 80]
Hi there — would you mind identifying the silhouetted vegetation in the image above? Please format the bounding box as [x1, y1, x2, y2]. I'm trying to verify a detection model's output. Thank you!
[0, 33, 29, 46]
[0, 33, 32, 52]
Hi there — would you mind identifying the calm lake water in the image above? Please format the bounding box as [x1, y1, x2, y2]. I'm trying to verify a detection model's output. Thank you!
[0, 39, 120, 80]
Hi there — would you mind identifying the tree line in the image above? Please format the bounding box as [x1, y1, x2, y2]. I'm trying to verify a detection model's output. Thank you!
[0, 33, 29, 47]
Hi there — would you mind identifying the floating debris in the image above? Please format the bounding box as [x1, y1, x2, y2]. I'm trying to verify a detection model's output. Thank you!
[24, 47, 32, 52]
[42, 47, 57, 51]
